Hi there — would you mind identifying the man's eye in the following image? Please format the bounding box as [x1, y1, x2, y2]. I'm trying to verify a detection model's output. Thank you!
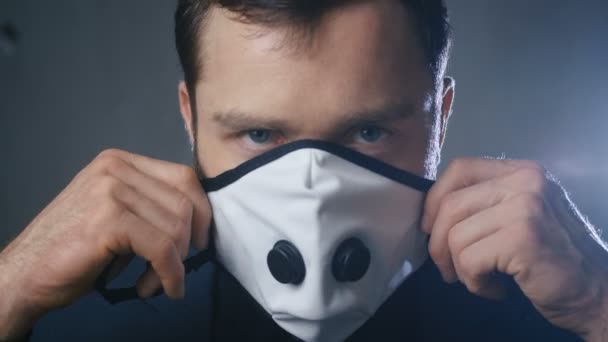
[357, 126, 386, 143]
[246, 129, 273, 144]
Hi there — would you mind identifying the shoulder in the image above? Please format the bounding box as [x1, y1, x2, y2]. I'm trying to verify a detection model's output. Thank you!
[30, 261, 216, 342]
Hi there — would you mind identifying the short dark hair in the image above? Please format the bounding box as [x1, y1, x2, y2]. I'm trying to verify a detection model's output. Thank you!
[175, 0, 451, 96]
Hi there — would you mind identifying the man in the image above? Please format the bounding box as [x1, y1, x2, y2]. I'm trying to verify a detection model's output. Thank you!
[1, 0, 607, 340]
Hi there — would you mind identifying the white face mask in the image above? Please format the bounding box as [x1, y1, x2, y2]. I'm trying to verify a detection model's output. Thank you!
[202, 140, 433, 342]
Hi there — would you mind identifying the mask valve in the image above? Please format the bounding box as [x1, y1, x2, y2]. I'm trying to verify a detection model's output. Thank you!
[332, 238, 371, 282]
[267, 240, 306, 285]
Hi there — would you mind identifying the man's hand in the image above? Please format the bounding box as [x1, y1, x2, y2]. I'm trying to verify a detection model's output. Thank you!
[422, 157, 608, 341]
[0, 149, 212, 340]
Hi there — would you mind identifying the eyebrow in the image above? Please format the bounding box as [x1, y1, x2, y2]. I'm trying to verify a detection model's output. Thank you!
[212, 110, 289, 131]
[211, 102, 417, 133]
[342, 102, 416, 127]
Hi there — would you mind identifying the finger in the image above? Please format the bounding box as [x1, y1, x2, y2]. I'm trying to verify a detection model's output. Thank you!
[108, 209, 185, 299]
[101, 149, 211, 250]
[136, 263, 162, 299]
[427, 169, 543, 281]
[435, 201, 516, 283]
[449, 193, 558, 300]
[110, 174, 191, 259]
[422, 158, 544, 232]
[104, 155, 195, 250]
[453, 229, 513, 300]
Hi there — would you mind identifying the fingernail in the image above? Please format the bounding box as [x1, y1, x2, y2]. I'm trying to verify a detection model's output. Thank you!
[137, 282, 156, 298]
[136, 272, 159, 298]
[442, 272, 458, 284]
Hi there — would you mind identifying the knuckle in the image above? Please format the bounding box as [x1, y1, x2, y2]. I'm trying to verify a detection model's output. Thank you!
[176, 165, 197, 186]
[439, 191, 458, 209]
[97, 148, 120, 160]
[167, 195, 193, 241]
[428, 243, 442, 262]
[438, 192, 460, 219]
[94, 151, 125, 173]
[156, 235, 177, 261]
[520, 160, 546, 173]
[447, 158, 471, 175]
[101, 197, 123, 216]
[105, 157, 129, 176]
[447, 226, 463, 254]
[512, 218, 543, 251]
[93, 175, 122, 197]
[175, 194, 194, 219]
[169, 216, 189, 243]
[96, 149, 124, 164]
[171, 202, 191, 232]
[513, 193, 546, 221]
[516, 166, 548, 194]
[99, 148, 123, 157]
[92, 200, 127, 236]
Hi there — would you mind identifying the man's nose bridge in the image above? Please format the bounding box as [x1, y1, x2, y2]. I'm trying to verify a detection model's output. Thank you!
[303, 149, 328, 190]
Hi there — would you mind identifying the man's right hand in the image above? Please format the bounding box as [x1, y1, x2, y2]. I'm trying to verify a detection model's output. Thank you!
[0, 149, 212, 340]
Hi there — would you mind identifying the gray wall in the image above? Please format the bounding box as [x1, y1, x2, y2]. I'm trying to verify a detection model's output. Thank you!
[1, 1, 607, 245]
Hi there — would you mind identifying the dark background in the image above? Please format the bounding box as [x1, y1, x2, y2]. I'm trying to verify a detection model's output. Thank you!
[1, 1, 607, 246]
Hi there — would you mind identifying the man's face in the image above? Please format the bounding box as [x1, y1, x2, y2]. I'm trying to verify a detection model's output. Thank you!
[180, 0, 453, 179]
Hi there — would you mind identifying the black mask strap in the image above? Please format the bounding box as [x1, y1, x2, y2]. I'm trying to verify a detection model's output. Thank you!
[95, 249, 211, 305]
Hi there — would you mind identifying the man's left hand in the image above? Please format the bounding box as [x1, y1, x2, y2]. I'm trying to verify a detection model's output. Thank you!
[422, 158, 608, 341]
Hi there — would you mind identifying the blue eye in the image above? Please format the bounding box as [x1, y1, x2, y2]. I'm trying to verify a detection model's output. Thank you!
[358, 126, 384, 143]
[247, 129, 272, 144]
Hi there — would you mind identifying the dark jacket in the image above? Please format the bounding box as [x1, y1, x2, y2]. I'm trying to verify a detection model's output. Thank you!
[30, 258, 581, 341]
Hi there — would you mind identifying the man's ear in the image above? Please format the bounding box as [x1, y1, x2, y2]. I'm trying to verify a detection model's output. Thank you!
[179, 81, 195, 148]
[439, 76, 455, 148]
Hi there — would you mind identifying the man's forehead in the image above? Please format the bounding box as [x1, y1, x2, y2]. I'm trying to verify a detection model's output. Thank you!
[199, 0, 429, 83]
[195, 0, 435, 133]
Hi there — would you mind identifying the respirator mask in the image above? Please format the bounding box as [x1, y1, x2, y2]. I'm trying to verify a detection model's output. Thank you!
[96, 140, 433, 341]
[203, 140, 434, 341]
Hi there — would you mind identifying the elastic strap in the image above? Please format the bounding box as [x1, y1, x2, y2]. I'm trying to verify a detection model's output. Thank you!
[95, 249, 210, 305]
